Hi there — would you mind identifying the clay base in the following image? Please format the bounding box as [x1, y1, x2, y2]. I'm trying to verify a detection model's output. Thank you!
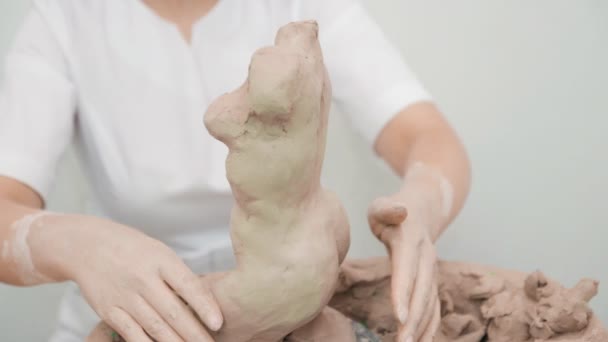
[328, 257, 607, 342]
[88, 258, 606, 342]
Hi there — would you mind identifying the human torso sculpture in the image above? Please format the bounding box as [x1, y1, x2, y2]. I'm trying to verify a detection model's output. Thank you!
[88, 21, 350, 342]
[201, 20, 349, 341]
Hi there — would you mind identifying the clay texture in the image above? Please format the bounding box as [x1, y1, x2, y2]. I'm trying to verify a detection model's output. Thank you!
[329, 257, 607, 342]
[200, 20, 350, 342]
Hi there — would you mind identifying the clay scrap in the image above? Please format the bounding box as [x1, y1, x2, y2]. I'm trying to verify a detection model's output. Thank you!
[329, 257, 606, 342]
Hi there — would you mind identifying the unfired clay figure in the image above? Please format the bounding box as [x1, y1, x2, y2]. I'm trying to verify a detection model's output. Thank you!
[89, 21, 350, 342]
[89, 21, 606, 342]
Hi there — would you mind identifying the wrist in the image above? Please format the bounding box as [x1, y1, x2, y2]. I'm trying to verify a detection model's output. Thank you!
[400, 162, 454, 217]
[399, 162, 454, 225]
[26, 213, 73, 282]
[395, 162, 454, 240]
[395, 181, 442, 230]
[28, 213, 106, 283]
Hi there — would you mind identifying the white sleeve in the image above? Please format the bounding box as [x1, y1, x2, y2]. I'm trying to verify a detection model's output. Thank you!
[0, 5, 76, 202]
[298, 0, 433, 143]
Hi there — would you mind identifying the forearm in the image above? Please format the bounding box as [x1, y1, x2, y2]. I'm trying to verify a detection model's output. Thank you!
[395, 131, 470, 241]
[375, 102, 471, 241]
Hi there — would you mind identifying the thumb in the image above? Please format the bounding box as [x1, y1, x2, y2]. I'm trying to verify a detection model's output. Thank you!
[368, 197, 407, 241]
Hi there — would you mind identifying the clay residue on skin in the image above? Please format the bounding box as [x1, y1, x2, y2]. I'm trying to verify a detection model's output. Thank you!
[402, 162, 455, 223]
[329, 258, 607, 342]
[4, 212, 54, 284]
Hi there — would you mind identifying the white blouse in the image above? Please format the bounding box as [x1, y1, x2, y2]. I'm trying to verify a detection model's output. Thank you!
[0, 0, 431, 339]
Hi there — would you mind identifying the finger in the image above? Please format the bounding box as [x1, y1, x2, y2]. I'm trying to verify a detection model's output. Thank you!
[398, 298, 436, 342]
[131, 295, 183, 342]
[162, 262, 223, 331]
[414, 284, 438, 341]
[391, 237, 421, 325]
[419, 299, 441, 342]
[398, 242, 436, 340]
[105, 307, 153, 342]
[143, 279, 215, 342]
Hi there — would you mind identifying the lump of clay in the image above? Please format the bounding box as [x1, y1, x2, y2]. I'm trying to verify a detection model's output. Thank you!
[524, 272, 598, 339]
[285, 307, 357, 342]
[481, 270, 600, 341]
[330, 258, 607, 342]
[88, 20, 350, 342]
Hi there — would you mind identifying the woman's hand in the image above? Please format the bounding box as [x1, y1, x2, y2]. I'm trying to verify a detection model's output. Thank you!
[368, 197, 441, 342]
[31, 214, 222, 342]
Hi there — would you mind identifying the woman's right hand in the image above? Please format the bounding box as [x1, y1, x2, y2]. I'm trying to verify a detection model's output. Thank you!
[31, 214, 222, 342]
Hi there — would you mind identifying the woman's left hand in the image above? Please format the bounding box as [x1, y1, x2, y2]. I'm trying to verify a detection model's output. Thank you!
[368, 196, 442, 342]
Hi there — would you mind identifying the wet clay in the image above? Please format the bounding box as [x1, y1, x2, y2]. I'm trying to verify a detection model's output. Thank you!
[327, 257, 606, 342]
[89, 20, 349, 342]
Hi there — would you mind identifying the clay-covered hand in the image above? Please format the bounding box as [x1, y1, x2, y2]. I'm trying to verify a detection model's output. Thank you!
[34, 215, 222, 342]
[368, 197, 441, 342]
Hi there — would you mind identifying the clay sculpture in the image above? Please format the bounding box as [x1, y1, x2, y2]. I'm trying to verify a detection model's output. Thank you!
[89, 20, 350, 342]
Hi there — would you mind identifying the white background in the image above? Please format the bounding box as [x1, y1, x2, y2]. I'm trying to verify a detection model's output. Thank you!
[1, 0, 607, 340]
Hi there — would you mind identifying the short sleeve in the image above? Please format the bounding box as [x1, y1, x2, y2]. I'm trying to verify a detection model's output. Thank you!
[297, 0, 433, 143]
[0, 4, 76, 202]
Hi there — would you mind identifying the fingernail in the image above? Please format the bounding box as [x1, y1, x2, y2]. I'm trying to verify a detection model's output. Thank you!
[397, 305, 408, 324]
[405, 337, 413, 342]
[209, 314, 223, 331]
